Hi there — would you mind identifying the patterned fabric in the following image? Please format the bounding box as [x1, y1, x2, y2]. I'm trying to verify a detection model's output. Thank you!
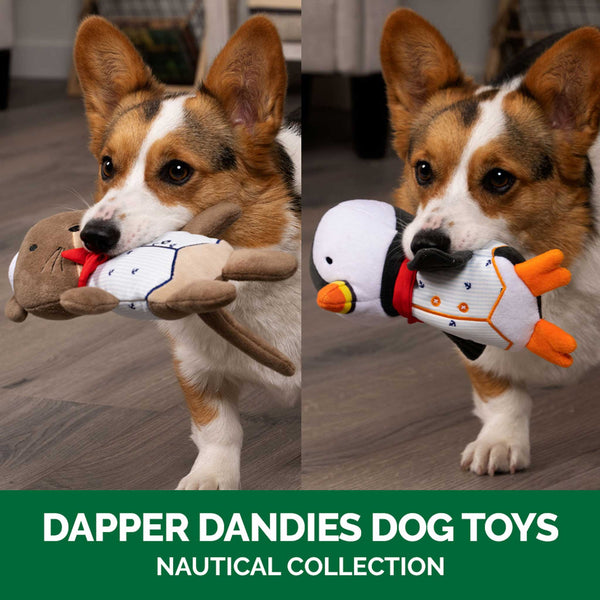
[411, 243, 537, 350]
[87, 231, 219, 320]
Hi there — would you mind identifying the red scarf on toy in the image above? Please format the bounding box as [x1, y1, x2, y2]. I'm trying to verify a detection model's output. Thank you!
[61, 248, 109, 287]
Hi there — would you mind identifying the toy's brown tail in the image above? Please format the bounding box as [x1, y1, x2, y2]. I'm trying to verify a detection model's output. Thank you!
[514, 249, 571, 296]
[198, 309, 296, 377]
[526, 319, 577, 368]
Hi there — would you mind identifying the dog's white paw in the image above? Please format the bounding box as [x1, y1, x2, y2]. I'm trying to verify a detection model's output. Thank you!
[461, 435, 530, 476]
[176, 447, 241, 490]
[176, 468, 240, 490]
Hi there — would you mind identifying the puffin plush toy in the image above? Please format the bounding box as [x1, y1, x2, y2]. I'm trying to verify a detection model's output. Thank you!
[311, 199, 576, 368]
[6, 203, 297, 376]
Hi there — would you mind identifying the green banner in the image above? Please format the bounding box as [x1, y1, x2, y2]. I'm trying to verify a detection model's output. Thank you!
[1, 491, 596, 598]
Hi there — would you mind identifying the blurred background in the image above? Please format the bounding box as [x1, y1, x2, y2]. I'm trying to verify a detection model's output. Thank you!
[0, 0, 300, 490]
[301, 0, 600, 490]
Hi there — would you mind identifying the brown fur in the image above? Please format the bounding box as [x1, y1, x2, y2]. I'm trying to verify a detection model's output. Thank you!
[465, 364, 511, 402]
[380, 9, 476, 159]
[174, 360, 218, 426]
[381, 10, 598, 266]
[74, 16, 164, 155]
[74, 15, 294, 252]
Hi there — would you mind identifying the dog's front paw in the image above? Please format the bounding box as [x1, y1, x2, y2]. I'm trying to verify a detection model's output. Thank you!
[176, 469, 240, 490]
[176, 448, 241, 490]
[461, 434, 530, 476]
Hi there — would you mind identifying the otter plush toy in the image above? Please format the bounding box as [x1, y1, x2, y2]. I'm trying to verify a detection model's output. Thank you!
[311, 199, 577, 368]
[6, 203, 297, 376]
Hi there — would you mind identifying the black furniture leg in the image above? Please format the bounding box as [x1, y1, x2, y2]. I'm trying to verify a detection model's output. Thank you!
[301, 73, 313, 129]
[350, 73, 389, 159]
[0, 49, 10, 110]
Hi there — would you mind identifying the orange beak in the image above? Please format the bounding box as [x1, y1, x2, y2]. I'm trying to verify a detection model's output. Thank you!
[317, 281, 355, 314]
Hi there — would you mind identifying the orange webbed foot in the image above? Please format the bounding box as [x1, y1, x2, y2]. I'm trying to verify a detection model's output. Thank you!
[514, 249, 571, 296]
[526, 319, 577, 367]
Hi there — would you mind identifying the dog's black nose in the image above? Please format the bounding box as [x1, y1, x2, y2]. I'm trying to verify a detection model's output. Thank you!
[410, 228, 451, 256]
[80, 220, 121, 254]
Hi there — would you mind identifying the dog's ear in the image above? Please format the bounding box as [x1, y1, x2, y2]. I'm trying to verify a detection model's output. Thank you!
[203, 16, 286, 149]
[523, 27, 600, 176]
[380, 9, 471, 157]
[74, 16, 163, 155]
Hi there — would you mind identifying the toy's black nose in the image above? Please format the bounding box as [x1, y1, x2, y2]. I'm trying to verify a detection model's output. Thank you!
[410, 228, 451, 255]
[80, 220, 121, 254]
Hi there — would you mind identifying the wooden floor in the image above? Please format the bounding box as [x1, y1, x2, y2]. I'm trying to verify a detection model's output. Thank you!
[301, 108, 600, 490]
[0, 81, 300, 490]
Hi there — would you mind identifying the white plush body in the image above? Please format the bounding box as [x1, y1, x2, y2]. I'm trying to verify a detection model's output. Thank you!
[312, 200, 540, 353]
[312, 199, 399, 320]
[86, 231, 222, 319]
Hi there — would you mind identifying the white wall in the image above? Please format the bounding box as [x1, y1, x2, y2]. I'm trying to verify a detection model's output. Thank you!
[12, 0, 81, 79]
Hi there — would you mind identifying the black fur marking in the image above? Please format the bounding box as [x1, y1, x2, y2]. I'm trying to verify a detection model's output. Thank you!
[533, 154, 553, 181]
[517, 83, 535, 102]
[439, 76, 464, 91]
[286, 107, 302, 133]
[407, 136, 415, 160]
[130, 80, 155, 95]
[584, 157, 594, 188]
[274, 140, 300, 212]
[215, 145, 237, 171]
[458, 98, 479, 127]
[142, 98, 161, 121]
[163, 91, 188, 100]
[476, 89, 500, 102]
[408, 93, 497, 158]
[197, 82, 217, 100]
[505, 115, 554, 182]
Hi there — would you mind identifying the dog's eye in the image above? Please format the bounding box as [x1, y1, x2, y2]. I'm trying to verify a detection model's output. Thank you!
[325, 257, 333, 264]
[68, 225, 80, 232]
[101, 156, 115, 180]
[29, 244, 37, 252]
[415, 161, 434, 186]
[483, 168, 516, 194]
[161, 160, 193, 185]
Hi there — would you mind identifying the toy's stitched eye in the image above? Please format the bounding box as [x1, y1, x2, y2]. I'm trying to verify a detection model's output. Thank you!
[29, 244, 37, 251]
[161, 160, 193, 185]
[415, 161, 434, 186]
[483, 168, 516, 194]
[69, 225, 80, 232]
[101, 156, 115, 180]
[325, 257, 333, 264]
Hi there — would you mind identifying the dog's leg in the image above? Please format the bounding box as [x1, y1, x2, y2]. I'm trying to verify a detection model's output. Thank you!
[174, 362, 242, 490]
[461, 365, 532, 476]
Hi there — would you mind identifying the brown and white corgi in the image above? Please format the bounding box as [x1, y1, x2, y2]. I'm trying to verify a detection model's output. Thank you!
[380, 9, 600, 475]
[73, 16, 301, 489]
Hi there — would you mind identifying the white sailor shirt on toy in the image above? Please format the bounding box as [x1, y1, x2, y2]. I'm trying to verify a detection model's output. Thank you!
[63, 231, 223, 320]
[311, 199, 576, 368]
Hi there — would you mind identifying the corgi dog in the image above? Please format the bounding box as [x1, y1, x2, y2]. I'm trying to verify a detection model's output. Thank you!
[380, 9, 600, 476]
[73, 16, 301, 489]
